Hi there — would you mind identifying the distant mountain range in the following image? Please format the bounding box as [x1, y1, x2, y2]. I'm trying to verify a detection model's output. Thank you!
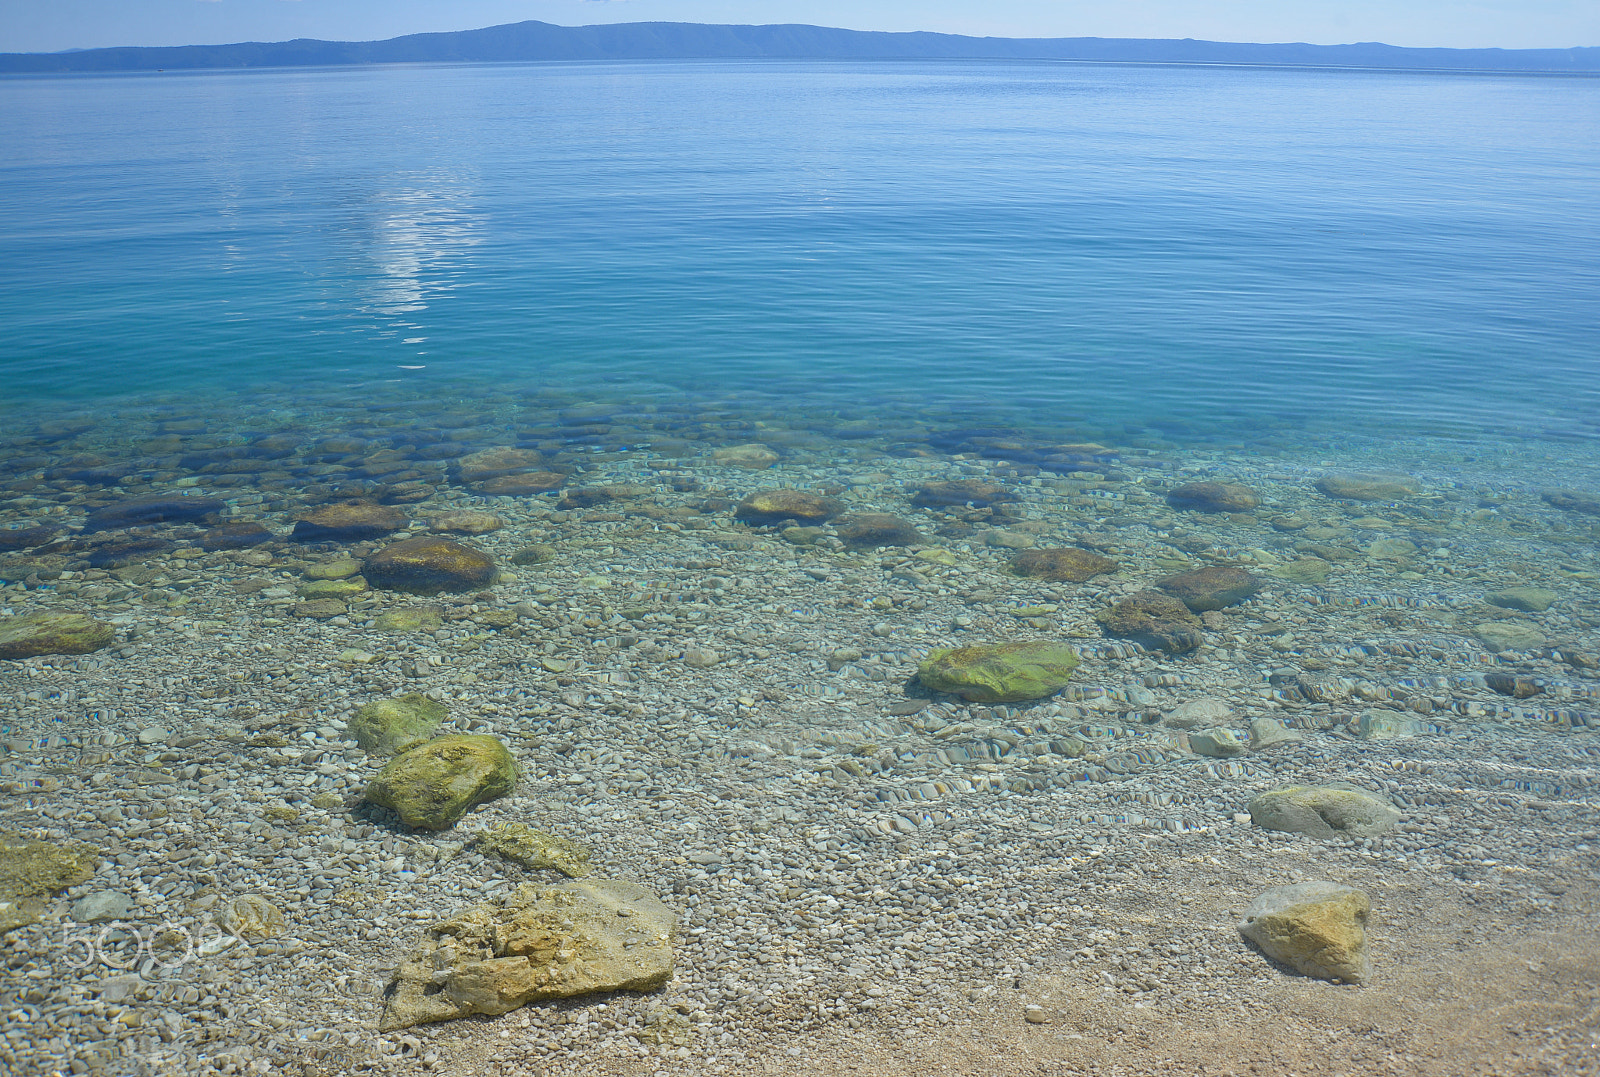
[2, 20, 1596, 75]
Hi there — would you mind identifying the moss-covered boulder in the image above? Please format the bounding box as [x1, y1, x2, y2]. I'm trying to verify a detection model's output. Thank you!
[349, 693, 448, 756]
[0, 611, 116, 660]
[0, 834, 98, 932]
[296, 576, 368, 600]
[733, 490, 844, 526]
[1248, 783, 1400, 839]
[1011, 547, 1117, 583]
[916, 641, 1080, 703]
[1094, 591, 1204, 653]
[364, 734, 517, 829]
[1155, 565, 1262, 612]
[835, 513, 923, 549]
[364, 536, 495, 596]
[476, 822, 592, 878]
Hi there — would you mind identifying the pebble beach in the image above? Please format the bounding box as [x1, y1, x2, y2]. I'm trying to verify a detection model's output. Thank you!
[2, 383, 1598, 1076]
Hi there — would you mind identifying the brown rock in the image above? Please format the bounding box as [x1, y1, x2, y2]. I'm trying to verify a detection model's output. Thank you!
[711, 443, 779, 469]
[292, 598, 346, 619]
[290, 500, 408, 543]
[83, 495, 224, 532]
[365, 536, 496, 595]
[471, 472, 566, 497]
[1166, 482, 1260, 513]
[455, 447, 544, 484]
[1155, 565, 1262, 611]
[430, 511, 504, 535]
[0, 528, 59, 552]
[198, 522, 274, 551]
[1094, 591, 1203, 653]
[909, 481, 1020, 509]
[1010, 547, 1117, 582]
[734, 489, 845, 526]
[835, 513, 923, 548]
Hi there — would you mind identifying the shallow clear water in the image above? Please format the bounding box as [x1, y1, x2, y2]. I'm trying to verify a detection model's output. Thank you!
[3, 60, 1599, 437]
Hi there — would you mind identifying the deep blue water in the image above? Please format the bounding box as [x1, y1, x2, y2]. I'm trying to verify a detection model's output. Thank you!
[1, 60, 1597, 437]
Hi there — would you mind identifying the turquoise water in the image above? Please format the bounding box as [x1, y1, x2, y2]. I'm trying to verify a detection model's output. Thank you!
[2, 60, 1598, 437]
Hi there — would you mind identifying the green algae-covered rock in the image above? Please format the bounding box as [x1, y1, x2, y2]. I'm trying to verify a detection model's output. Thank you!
[916, 641, 1080, 703]
[477, 822, 592, 878]
[734, 489, 844, 526]
[1248, 783, 1400, 840]
[372, 606, 444, 632]
[349, 692, 448, 756]
[1485, 587, 1558, 613]
[0, 834, 98, 932]
[364, 734, 516, 829]
[1094, 591, 1204, 654]
[1473, 620, 1547, 654]
[364, 535, 496, 596]
[0, 611, 116, 660]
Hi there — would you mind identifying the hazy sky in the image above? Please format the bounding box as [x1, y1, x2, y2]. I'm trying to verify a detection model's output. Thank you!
[3, 0, 1596, 54]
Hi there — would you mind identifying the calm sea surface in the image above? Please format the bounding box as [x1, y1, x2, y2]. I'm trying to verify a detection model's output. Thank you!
[2, 59, 1598, 437]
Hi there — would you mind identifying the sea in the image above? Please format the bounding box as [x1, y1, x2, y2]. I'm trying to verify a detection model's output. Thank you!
[1, 58, 1599, 1076]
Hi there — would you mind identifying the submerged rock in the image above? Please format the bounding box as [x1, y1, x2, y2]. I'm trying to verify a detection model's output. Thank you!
[1166, 481, 1260, 513]
[1249, 717, 1304, 750]
[1356, 708, 1424, 740]
[1094, 591, 1203, 654]
[431, 510, 504, 535]
[916, 641, 1080, 703]
[349, 693, 448, 756]
[1240, 881, 1370, 985]
[82, 495, 224, 532]
[380, 878, 676, 1030]
[1542, 489, 1600, 516]
[711, 443, 779, 469]
[1155, 565, 1261, 611]
[372, 606, 444, 632]
[1485, 586, 1558, 613]
[733, 489, 844, 526]
[197, 521, 274, 550]
[0, 834, 98, 932]
[290, 499, 408, 543]
[0, 611, 115, 660]
[0, 527, 59, 552]
[1189, 727, 1246, 757]
[909, 481, 1020, 509]
[834, 513, 923, 549]
[1161, 697, 1234, 729]
[219, 895, 287, 941]
[455, 447, 545, 484]
[1248, 783, 1399, 840]
[1472, 620, 1547, 654]
[364, 734, 517, 829]
[1010, 547, 1117, 583]
[364, 535, 495, 595]
[1314, 472, 1420, 502]
[472, 471, 566, 496]
[476, 823, 592, 878]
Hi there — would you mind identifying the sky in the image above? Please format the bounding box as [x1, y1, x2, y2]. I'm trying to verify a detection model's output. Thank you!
[2, 0, 1596, 54]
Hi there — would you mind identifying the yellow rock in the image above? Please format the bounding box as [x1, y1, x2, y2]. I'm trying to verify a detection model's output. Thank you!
[1239, 882, 1370, 984]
